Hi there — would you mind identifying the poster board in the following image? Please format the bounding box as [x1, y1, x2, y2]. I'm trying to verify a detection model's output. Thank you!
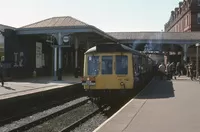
[36, 42, 42, 68]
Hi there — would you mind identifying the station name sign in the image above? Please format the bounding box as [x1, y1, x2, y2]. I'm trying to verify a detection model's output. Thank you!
[63, 35, 70, 43]
[140, 51, 182, 55]
[140, 51, 162, 54]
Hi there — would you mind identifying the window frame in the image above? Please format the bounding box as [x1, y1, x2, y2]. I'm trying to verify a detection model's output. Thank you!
[198, 0, 200, 6]
[101, 55, 113, 75]
[197, 13, 200, 24]
[87, 55, 99, 76]
[115, 55, 128, 75]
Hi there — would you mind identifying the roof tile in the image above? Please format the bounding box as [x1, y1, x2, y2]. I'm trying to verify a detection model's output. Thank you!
[21, 16, 89, 28]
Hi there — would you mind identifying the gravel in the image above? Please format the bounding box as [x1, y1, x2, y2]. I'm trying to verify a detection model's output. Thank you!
[26, 102, 98, 132]
[71, 113, 108, 132]
[0, 96, 88, 132]
[70, 102, 130, 132]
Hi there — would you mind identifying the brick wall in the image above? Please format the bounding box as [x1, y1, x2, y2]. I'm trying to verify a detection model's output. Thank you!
[165, 0, 200, 32]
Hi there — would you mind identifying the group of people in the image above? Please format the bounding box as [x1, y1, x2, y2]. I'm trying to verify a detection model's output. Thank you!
[156, 61, 181, 80]
[185, 62, 199, 80]
[156, 61, 199, 81]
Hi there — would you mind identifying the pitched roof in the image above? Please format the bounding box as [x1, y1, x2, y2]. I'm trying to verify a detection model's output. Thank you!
[107, 32, 200, 40]
[21, 16, 90, 28]
[0, 24, 15, 30]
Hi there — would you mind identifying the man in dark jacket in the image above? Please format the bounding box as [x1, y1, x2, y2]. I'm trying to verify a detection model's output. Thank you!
[0, 63, 4, 87]
[176, 62, 181, 77]
[170, 62, 176, 79]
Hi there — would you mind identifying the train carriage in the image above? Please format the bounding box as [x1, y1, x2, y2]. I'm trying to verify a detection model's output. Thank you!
[81, 44, 154, 99]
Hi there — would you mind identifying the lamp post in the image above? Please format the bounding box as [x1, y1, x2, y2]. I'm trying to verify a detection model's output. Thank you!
[196, 43, 200, 79]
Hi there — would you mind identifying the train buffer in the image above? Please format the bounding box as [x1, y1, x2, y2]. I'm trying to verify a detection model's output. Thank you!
[94, 76, 200, 132]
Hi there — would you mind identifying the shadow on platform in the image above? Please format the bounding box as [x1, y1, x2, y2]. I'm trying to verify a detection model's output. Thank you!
[2, 86, 16, 91]
[9, 75, 81, 84]
[136, 80, 175, 99]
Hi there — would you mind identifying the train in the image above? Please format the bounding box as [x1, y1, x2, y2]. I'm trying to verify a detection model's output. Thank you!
[81, 43, 155, 101]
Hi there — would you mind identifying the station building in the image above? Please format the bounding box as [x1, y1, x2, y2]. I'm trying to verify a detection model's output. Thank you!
[1, 16, 200, 80]
[2, 16, 116, 80]
[164, 0, 200, 32]
[0, 24, 15, 60]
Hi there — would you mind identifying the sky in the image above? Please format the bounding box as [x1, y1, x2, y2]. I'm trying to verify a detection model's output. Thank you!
[0, 0, 181, 32]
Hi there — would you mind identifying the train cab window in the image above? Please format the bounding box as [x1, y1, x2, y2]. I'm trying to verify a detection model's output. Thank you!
[116, 55, 128, 74]
[102, 56, 113, 74]
[88, 56, 99, 75]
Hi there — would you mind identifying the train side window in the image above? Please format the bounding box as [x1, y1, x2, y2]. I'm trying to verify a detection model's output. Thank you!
[102, 56, 113, 74]
[88, 56, 99, 75]
[116, 55, 128, 74]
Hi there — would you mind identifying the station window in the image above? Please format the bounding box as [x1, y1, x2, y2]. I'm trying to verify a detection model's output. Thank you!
[197, 13, 200, 24]
[198, 0, 200, 6]
[101, 56, 113, 74]
[115, 55, 128, 75]
[88, 56, 99, 75]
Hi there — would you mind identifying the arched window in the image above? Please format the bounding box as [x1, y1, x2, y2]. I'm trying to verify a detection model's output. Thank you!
[197, 13, 200, 24]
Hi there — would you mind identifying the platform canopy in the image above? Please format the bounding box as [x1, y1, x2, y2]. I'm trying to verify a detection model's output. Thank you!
[107, 32, 200, 44]
[16, 16, 116, 43]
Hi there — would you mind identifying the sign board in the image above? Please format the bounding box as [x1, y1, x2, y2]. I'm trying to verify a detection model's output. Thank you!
[63, 36, 69, 43]
[62, 35, 71, 47]
[36, 42, 42, 68]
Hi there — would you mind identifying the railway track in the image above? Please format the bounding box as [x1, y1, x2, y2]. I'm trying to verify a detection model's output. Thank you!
[1, 78, 153, 132]
[59, 105, 109, 132]
[0, 96, 90, 132]
[0, 93, 85, 126]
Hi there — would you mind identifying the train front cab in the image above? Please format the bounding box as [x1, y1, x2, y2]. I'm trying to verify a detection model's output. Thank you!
[82, 52, 134, 98]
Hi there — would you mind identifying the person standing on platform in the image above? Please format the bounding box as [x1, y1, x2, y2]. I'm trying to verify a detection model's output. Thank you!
[170, 62, 176, 79]
[176, 62, 181, 77]
[189, 62, 195, 81]
[166, 62, 171, 80]
[0, 62, 4, 87]
[158, 63, 165, 80]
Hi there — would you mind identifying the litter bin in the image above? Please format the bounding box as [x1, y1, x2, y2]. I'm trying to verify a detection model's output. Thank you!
[57, 68, 62, 80]
[74, 67, 80, 78]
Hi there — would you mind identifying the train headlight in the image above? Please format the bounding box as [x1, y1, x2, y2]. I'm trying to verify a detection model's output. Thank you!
[120, 82, 124, 86]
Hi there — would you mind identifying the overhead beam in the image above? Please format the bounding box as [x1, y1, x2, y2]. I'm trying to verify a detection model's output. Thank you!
[119, 39, 200, 45]
[17, 28, 92, 35]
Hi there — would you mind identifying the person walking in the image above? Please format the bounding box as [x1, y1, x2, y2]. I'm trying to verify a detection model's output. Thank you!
[176, 62, 181, 77]
[189, 62, 195, 81]
[185, 63, 189, 77]
[170, 62, 176, 79]
[166, 62, 171, 80]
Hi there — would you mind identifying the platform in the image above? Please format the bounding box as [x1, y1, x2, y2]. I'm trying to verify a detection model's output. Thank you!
[0, 75, 81, 100]
[94, 76, 200, 132]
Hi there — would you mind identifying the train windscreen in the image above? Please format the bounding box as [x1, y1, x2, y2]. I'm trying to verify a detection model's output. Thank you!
[102, 56, 113, 74]
[116, 55, 128, 74]
[88, 56, 99, 76]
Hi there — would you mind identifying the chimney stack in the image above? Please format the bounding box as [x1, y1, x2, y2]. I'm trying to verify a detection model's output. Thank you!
[179, 2, 183, 7]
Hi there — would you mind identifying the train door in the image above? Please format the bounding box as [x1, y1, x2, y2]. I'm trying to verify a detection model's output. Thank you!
[97, 55, 115, 89]
[114, 54, 132, 89]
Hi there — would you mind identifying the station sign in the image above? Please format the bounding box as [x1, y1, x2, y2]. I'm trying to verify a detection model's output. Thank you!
[141, 51, 162, 54]
[62, 35, 71, 47]
[168, 51, 182, 55]
[63, 36, 70, 43]
[141, 51, 182, 55]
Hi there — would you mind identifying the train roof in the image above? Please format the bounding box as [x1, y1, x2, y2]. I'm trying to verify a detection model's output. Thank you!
[85, 44, 146, 56]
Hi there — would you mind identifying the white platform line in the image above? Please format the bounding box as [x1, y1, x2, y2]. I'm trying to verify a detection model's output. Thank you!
[93, 78, 155, 132]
